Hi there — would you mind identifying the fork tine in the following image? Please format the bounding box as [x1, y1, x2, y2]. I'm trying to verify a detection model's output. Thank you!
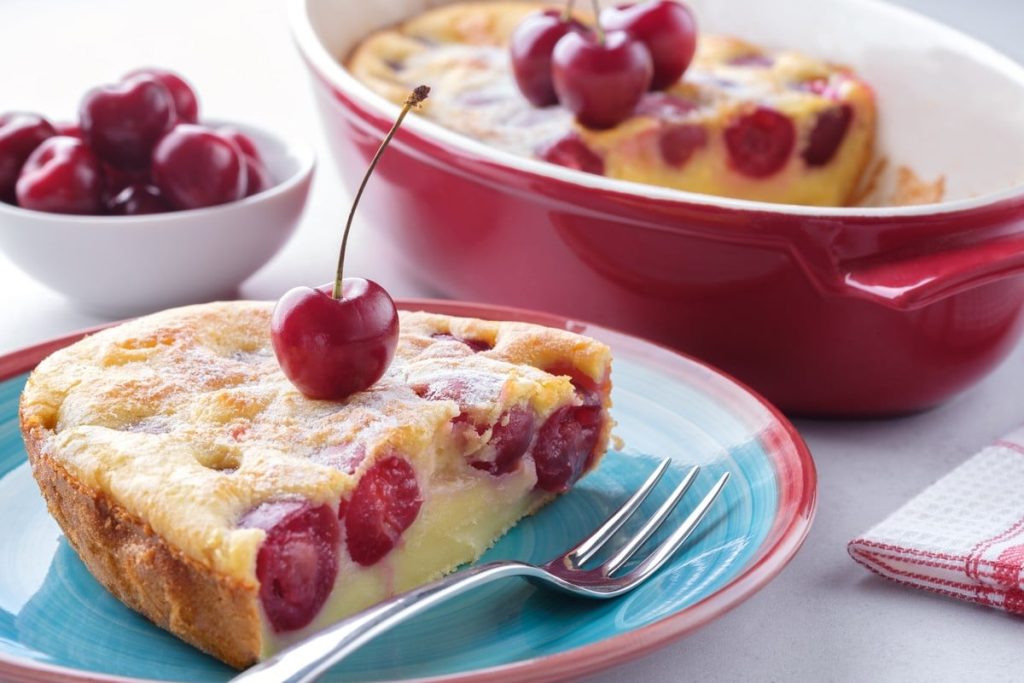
[599, 465, 700, 576]
[567, 458, 672, 566]
[625, 472, 730, 582]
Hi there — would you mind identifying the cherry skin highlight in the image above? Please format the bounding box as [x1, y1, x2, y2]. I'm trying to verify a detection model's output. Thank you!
[345, 456, 422, 566]
[0, 112, 56, 202]
[107, 184, 172, 215]
[552, 30, 653, 129]
[124, 67, 200, 123]
[151, 124, 248, 209]
[271, 280, 400, 401]
[240, 500, 340, 632]
[15, 136, 103, 214]
[601, 1, 698, 90]
[510, 10, 585, 107]
[79, 74, 177, 170]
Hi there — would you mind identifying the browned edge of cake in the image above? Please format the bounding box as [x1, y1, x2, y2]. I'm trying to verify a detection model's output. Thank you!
[20, 416, 262, 669]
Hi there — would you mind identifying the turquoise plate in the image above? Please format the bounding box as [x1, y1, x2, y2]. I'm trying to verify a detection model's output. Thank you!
[0, 300, 816, 682]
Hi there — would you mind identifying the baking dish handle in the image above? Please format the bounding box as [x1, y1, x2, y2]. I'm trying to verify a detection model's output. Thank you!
[836, 235, 1024, 310]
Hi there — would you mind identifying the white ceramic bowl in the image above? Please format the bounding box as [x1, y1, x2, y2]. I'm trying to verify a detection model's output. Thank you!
[0, 121, 314, 316]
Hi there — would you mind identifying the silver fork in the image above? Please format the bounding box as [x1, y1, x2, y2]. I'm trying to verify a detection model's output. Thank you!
[232, 459, 729, 683]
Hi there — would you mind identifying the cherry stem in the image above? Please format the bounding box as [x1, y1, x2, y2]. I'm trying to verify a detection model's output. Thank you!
[332, 85, 430, 300]
[560, 0, 577, 21]
[590, 0, 604, 44]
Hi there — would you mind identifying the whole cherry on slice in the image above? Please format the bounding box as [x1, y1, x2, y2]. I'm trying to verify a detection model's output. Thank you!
[80, 74, 177, 170]
[271, 87, 429, 401]
[124, 67, 200, 123]
[724, 106, 795, 177]
[107, 183, 172, 215]
[15, 136, 102, 214]
[510, 5, 585, 107]
[151, 124, 247, 209]
[552, 28, 653, 129]
[240, 500, 340, 632]
[601, 0, 698, 90]
[0, 113, 56, 202]
[345, 455, 422, 566]
[271, 280, 400, 400]
[802, 104, 853, 167]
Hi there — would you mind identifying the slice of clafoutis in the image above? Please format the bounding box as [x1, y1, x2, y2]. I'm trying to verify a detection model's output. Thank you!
[20, 301, 613, 667]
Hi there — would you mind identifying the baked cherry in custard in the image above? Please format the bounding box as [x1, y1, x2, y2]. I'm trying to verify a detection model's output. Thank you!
[272, 86, 430, 400]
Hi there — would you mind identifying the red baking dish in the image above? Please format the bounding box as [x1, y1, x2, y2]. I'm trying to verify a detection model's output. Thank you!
[289, 0, 1024, 416]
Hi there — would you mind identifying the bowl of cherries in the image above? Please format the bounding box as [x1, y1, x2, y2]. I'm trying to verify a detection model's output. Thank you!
[0, 68, 314, 316]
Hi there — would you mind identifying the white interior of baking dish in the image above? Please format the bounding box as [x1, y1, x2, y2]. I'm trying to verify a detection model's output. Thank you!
[292, 0, 1024, 215]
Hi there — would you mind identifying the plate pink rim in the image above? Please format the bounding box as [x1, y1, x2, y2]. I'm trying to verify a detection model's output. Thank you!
[0, 298, 817, 683]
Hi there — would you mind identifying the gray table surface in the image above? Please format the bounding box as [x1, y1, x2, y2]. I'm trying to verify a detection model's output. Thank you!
[1, 1, 1022, 680]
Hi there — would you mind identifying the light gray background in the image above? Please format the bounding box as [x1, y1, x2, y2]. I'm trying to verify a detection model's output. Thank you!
[1, 1, 1022, 681]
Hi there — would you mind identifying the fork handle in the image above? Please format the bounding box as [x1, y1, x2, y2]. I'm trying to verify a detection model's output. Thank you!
[230, 560, 537, 683]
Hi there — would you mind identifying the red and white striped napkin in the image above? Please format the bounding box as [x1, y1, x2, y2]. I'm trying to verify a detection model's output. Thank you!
[849, 427, 1024, 613]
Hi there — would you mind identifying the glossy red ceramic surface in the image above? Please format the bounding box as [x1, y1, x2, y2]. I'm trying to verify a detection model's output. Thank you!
[294, 5, 1024, 417]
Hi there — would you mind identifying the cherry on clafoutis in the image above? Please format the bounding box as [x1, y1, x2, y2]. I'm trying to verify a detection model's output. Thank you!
[601, 0, 698, 91]
[510, 1, 585, 107]
[271, 86, 431, 401]
[552, 0, 653, 129]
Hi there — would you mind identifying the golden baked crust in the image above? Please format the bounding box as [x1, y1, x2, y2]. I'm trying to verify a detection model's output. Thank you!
[20, 301, 613, 665]
[347, 1, 878, 207]
[24, 440, 262, 667]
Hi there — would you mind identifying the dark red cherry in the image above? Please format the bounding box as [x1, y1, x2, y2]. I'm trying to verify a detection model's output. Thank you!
[241, 500, 340, 632]
[469, 407, 537, 475]
[724, 107, 795, 177]
[107, 184, 172, 215]
[151, 124, 247, 209]
[538, 133, 605, 174]
[272, 87, 428, 401]
[0, 113, 56, 202]
[124, 67, 199, 123]
[271, 280, 400, 401]
[54, 122, 83, 139]
[802, 104, 853, 167]
[601, 1, 697, 90]
[345, 456, 422, 566]
[552, 30, 653, 129]
[510, 10, 586, 107]
[660, 123, 706, 167]
[80, 75, 177, 170]
[15, 136, 102, 214]
[218, 127, 272, 196]
[533, 404, 603, 492]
